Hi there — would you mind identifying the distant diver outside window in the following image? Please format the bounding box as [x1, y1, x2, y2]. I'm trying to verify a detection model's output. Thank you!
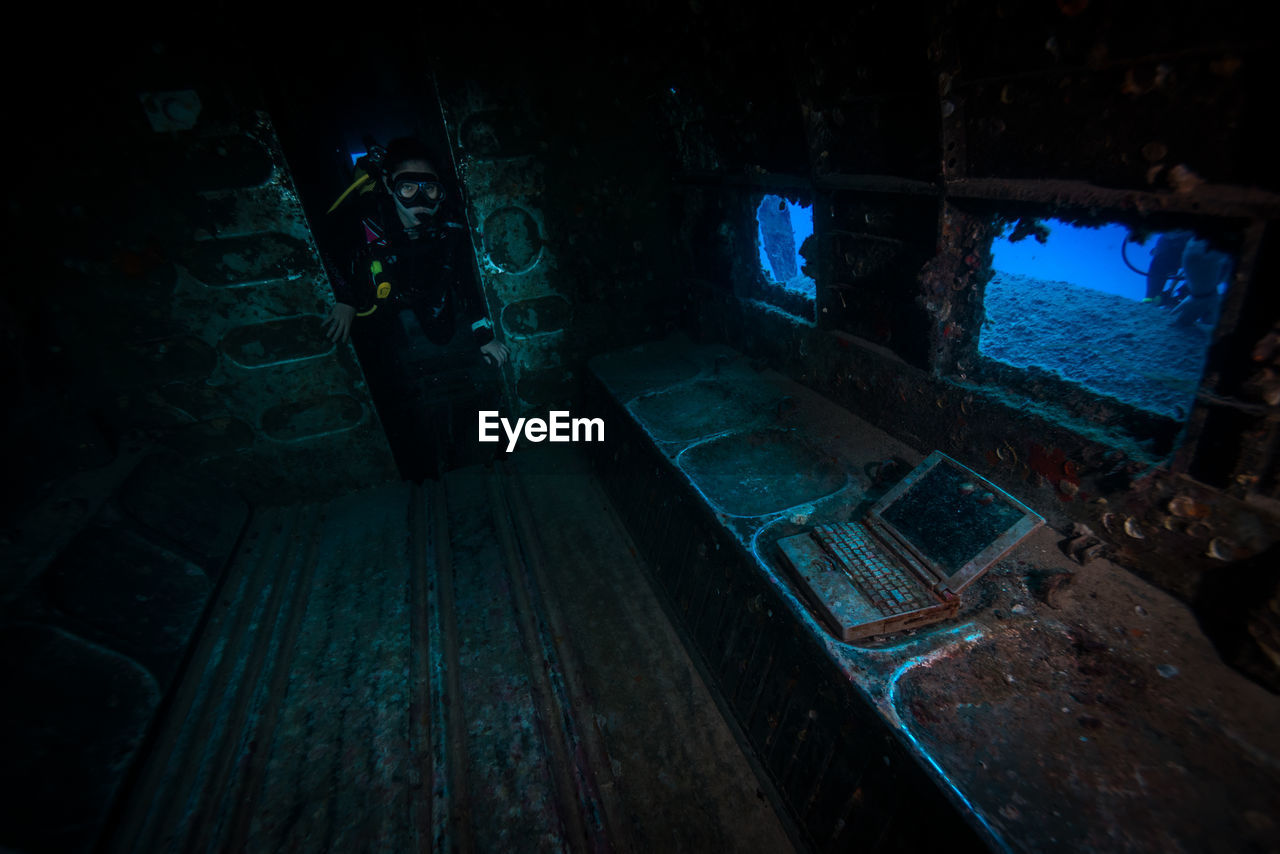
[1131, 228, 1230, 327]
[1172, 237, 1232, 328]
[1141, 229, 1193, 306]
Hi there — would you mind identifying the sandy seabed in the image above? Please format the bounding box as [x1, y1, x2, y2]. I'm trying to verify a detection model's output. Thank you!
[980, 272, 1214, 419]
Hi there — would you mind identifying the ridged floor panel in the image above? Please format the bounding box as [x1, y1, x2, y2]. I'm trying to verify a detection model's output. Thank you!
[101, 449, 794, 853]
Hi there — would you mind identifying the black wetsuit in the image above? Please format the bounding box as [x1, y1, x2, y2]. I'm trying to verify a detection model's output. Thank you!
[322, 189, 494, 349]
[1145, 230, 1193, 303]
[321, 187, 498, 479]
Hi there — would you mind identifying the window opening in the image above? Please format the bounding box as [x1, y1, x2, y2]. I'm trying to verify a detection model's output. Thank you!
[981, 217, 1234, 421]
[756, 195, 816, 300]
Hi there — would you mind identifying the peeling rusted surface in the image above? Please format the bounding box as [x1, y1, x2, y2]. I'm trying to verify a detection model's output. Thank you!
[481, 205, 543, 273]
[179, 232, 314, 287]
[260, 394, 364, 441]
[591, 336, 1280, 853]
[219, 316, 332, 368]
[701, 292, 1280, 617]
[501, 294, 572, 339]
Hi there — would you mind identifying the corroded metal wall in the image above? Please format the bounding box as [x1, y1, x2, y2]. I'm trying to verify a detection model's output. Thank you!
[2, 94, 401, 851]
[114, 109, 399, 502]
[653, 2, 1280, 687]
[434, 81, 575, 416]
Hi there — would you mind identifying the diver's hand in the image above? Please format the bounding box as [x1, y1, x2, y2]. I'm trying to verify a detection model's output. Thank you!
[325, 303, 356, 343]
[480, 340, 510, 367]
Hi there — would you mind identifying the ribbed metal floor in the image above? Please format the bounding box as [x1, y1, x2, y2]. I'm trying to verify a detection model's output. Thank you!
[99, 446, 794, 853]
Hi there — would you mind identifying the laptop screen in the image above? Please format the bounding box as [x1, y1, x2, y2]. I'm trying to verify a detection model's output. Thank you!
[874, 452, 1042, 586]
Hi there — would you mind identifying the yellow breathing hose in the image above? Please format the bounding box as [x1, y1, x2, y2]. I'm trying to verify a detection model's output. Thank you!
[327, 173, 373, 214]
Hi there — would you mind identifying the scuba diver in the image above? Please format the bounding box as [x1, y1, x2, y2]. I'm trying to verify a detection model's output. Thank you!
[1172, 237, 1232, 328]
[1141, 229, 1194, 305]
[320, 136, 509, 478]
[322, 137, 507, 363]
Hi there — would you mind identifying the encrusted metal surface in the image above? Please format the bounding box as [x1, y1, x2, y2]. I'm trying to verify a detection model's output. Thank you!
[588, 334, 1280, 854]
[100, 459, 793, 853]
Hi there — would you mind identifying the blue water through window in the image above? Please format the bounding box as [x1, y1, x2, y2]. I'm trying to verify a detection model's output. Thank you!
[756, 196, 816, 298]
[981, 218, 1233, 422]
[989, 220, 1141, 299]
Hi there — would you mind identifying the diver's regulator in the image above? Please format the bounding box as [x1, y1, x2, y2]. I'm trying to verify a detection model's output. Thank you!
[355, 259, 394, 317]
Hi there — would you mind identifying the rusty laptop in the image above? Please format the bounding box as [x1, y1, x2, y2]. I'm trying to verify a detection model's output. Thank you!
[777, 451, 1044, 641]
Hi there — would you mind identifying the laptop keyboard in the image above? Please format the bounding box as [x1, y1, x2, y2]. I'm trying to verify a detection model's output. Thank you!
[812, 523, 934, 614]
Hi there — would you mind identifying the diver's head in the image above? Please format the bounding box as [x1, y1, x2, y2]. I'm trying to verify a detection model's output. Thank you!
[382, 137, 446, 225]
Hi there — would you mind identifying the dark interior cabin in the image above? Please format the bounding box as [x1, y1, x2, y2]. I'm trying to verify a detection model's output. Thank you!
[4, 2, 1279, 852]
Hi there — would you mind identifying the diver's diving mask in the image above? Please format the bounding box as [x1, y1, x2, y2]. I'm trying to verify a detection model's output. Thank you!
[391, 171, 446, 209]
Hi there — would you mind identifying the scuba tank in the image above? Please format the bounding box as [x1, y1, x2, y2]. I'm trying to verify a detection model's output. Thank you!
[330, 139, 394, 316]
